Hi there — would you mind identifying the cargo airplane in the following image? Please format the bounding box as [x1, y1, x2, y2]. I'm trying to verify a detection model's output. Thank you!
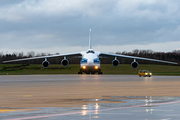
[3, 29, 178, 74]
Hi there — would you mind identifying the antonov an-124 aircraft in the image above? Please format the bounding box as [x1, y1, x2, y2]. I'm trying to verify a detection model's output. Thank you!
[3, 29, 178, 74]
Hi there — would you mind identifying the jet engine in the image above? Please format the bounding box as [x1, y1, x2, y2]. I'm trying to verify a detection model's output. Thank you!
[61, 59, 69, 66]
[131, 61, 139, 69]
[42, 60, 50, 68]
[112, 59, 120, 67]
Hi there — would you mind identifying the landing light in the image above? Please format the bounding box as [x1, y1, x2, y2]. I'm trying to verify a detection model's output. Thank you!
[82, 66, 86, 69]
[95, 66, 98, 69]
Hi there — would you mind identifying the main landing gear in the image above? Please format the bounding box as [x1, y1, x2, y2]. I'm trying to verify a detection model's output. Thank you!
[98, 71, 102, 75]
[78, 71, 82, 74]
[78, 70, 103, 75]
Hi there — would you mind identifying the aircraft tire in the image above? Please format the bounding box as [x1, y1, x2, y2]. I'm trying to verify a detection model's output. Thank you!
[98, 72, 102, 75]
[78, 72, 82, 74]
[139, 75, 141, 77]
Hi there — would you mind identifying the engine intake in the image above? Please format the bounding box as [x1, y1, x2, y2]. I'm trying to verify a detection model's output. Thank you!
[42, 61, 50, 68]
[112, 59, 119, 67]
[131, 61, 139, 69]
[61, 59, 69, 66]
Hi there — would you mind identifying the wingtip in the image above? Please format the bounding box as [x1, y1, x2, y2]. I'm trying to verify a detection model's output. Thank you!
[2, 61, 7, 64]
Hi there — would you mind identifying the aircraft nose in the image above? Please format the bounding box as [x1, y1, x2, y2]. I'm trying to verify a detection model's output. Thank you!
[88, 59, 93, 65]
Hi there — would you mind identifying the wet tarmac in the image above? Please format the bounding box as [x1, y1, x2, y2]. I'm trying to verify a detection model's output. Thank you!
[1, 96, 180, 120]
[0, 75, 180, 120]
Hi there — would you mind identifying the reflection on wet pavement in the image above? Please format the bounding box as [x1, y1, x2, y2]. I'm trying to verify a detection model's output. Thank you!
[1, 96, 180, 120]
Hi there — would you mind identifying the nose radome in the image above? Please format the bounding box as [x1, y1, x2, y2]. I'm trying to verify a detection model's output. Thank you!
[88, 59, 93, 64]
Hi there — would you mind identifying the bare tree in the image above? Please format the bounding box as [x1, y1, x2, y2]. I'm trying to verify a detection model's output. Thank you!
[18, 52, 24, 58]
[132, 49, 139, 55]
[41, 53, 47, 56]
[172, 50, 180, 54]
[27, 51, 35, 57]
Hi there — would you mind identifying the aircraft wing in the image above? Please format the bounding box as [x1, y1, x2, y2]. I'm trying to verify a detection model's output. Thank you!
[99, 52, 178, 65]
[3, 52, 82, 63]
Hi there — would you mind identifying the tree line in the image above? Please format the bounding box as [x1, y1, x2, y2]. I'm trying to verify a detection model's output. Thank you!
[0, 49, 180, 65]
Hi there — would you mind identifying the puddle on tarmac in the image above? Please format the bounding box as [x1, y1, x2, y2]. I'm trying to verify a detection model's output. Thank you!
[77, 96, 179, 110]
[1, 96, 180, 120]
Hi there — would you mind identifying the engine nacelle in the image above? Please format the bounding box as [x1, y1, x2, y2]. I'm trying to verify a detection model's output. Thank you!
[42, 61, 50, 68]
[61, 59, 69, 67]
[112, 59, 120, 67]
[131, 61, 139, 69]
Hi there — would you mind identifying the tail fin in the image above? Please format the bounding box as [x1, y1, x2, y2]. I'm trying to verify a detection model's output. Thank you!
[89, 29, 92, 49]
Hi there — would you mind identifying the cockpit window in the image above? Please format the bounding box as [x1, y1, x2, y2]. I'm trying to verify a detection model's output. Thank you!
[86, 50, 95, 54]
[94, 58, 100, 64]
[81, 58, 88, 64]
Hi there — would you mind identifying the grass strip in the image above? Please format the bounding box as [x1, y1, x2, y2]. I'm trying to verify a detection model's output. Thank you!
[0, 64, 180, 75]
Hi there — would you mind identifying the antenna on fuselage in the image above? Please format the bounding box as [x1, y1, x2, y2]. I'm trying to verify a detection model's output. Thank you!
[89, 29, 92, 49]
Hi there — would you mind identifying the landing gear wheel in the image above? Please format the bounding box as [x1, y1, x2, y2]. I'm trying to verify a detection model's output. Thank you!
[78, 72, 82, 74]
[98, 72, 102, 75]
[139, 75, 141, 77]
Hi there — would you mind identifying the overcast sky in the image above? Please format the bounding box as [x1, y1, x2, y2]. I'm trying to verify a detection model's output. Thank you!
[0, 0, 180, 55]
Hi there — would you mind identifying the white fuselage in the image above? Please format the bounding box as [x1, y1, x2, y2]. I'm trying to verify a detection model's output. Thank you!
[80, 49, 101, 73]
